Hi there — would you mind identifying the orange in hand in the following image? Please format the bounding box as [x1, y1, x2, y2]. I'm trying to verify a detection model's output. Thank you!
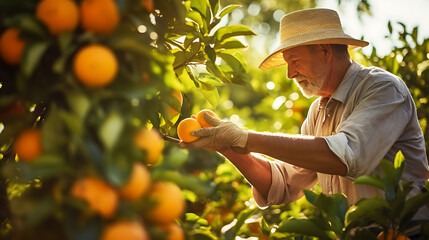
[196, 109, 217, 128]
[177, 118, 201, 143]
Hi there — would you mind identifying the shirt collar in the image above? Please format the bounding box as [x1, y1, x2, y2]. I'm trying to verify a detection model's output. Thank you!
[330, 61, 363, 104]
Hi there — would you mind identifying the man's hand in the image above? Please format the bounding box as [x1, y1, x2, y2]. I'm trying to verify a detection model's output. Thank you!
[184, 112, 248, 152]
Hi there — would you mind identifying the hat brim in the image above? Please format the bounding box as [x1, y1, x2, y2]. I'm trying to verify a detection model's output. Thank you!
[258, 37, 369, 70]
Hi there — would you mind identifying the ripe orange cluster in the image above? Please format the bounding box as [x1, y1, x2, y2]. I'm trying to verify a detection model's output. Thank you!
[13, 126, 184, 240]
[177, 109, 218, 143]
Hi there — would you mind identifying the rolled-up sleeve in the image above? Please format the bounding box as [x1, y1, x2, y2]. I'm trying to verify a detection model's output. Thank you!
[324, 78, 411, 179]
[253, 160, 317, 208]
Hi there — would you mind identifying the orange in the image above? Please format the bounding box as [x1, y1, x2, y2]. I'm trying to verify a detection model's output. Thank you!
[196, 109, 218, 128]
[162, 222, 185, 240]
[36, 0, 79, 35]
[134, 127, 164, 165]
[71, 177, 119, 218]
[101, 220, 150, 240]
[177, 118, 201, 143]
[73, 44, 118, 88]
[119, 163, 151, 201]
[0, 28, 26, 65]
[141, 0, 154, 12]
[80, 0, 120, 35]
[168, 91, 183, 116]
[14, 129, 42, 162]
[377, 230, 410, 240]
[146, 181, 185, 224]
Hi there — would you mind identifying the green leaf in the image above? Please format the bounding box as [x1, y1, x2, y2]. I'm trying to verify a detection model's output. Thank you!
[400, 192, 429, 226]
[394, 151, 405, 168]
[345, 197, 388, 226]
[151, 170, 214, 195]
[331, 193, 349, 223]
[212, 25, 256, 43]
[206, 60, 231, 83]
[198, 82, 219, 108]
[42, 105, 66, 154]
[260, 217, 272, 236]
[224, 208, 258, 240]
[16, 155, 70, 181]
[387, 21, 393, 34]
[198, 75, 223, 86]
[214, 38, 247, 49]
[21, 41, 49, 77]
[187, 10, 206, 33]
[5, 14, 47, 39]
[354, 175, 386, 190]
[176, 66, 198, 91]
[303, 189, 318, 205]
[65, 91, 90, 121]
[190, 0, 207, 18]
[217, 4, 240, 18]
[277, 218, 336, 240]
[218, 50, 247, 74]
[98, 112, 124, 151]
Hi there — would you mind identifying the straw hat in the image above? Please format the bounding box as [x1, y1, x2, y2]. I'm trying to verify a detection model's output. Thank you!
[259, 8, 369, 70]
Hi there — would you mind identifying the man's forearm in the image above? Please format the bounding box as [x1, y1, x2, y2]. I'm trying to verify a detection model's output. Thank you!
[219, 148, 272, 198]
[246, 131, 347, 176]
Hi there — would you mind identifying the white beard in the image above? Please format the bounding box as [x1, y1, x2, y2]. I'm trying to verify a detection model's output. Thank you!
[294, 75, 324, 98]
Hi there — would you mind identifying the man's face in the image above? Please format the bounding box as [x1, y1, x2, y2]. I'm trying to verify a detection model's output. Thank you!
[282, 45, 329, 98]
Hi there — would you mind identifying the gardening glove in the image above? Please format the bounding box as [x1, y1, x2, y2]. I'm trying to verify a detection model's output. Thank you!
[187, 112, 248, 152]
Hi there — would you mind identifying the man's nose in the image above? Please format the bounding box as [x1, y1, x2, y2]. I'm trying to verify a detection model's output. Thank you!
[287, 64, 297, 79]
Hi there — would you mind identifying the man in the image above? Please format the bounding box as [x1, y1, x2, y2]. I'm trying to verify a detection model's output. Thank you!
[183, 8, 429, 237]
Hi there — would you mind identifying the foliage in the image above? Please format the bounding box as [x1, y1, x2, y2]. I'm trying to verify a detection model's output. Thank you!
[0, 0, 255, 239]
[270, 153, 429, 240]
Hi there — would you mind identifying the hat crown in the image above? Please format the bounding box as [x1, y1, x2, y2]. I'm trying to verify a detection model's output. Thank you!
[280, 8, 343, 42]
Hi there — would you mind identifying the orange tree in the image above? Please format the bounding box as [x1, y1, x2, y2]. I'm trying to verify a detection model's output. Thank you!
[0, 0, 256, 239]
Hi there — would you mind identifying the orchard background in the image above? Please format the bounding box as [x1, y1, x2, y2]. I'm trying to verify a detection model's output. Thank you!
[0, 0, 428, 240]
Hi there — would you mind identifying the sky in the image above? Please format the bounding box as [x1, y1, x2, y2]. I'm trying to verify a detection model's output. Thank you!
[317, 0, 429, 55]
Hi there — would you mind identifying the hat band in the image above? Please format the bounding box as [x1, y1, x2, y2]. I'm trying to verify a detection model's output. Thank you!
[281, 29, 350, 44]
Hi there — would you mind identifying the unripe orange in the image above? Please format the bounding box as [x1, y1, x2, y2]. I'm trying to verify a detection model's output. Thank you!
[177, 118, 201, 143]
[196, 109, 217, 128]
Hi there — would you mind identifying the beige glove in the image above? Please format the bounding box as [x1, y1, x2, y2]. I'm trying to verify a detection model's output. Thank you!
[187, 112, 248, 151]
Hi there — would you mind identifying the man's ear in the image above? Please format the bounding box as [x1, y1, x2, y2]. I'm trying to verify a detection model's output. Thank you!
[319, 44, 332, 60]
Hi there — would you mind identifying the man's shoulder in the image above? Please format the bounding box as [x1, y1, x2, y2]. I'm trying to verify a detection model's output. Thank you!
[358, 65, 409, 96]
